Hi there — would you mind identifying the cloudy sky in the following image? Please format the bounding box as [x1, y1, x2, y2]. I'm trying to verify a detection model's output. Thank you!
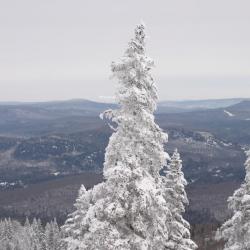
[1, 0, 250, 102]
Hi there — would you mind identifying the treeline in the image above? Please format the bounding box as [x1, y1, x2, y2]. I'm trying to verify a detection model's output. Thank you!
[191, 223, 224, 250]
[0, 217, 225, 250]
[0, 218, 66, 250]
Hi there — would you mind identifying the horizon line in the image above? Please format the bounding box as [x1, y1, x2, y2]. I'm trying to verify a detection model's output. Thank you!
[0, 97, 249, 105]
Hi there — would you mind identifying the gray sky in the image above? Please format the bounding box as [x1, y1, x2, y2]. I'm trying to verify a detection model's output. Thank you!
[1, 0, 250, 102]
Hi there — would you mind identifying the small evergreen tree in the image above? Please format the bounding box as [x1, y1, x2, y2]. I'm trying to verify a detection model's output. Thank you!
[64, 23, 172, 250]
[31, 218, 46, 250]
[62, 185, 91, 249]
[63, 186, 88, 234]
[45, 220, 61, 250]
[45, 222, 52, 248]
[162, 149, 197, 250]
[216, 150, 250, 249]
[23, 217, 34, 250]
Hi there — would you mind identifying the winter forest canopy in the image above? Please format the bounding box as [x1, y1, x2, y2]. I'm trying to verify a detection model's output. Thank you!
[1, 24, 250, 250]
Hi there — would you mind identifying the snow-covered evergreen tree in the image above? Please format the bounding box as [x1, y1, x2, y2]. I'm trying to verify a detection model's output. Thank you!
[216, 149, 250, 249]
[64, 23, 173, 250]
[23, 217, 36, 250]
[31, 218, 46, 250]
[45, 219, 61, 250]
[162, 149, 197, 250]
[62, 184, 91, 249]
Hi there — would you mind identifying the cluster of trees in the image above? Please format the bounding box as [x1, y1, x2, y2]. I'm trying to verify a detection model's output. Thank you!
[62, 23, 197, 250]
[61, 23, 250, 250]
[0, 218, 64, 250]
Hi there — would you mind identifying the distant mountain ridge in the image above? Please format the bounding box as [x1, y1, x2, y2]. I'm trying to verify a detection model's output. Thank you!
[0, 97, 248, 114]
[226, 100, 250, 117]
[0, 98, 249, 136]
[157, 98, 249, 113]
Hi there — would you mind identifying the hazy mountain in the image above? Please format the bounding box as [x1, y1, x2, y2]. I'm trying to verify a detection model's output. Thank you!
[0, 99, 116, 121]
[226, 100, 250, 119]
[0, 99, 116, 136]
[157, 98, 247, 113]
[0, 98, 248, 136]
[0, 98, 246, 123]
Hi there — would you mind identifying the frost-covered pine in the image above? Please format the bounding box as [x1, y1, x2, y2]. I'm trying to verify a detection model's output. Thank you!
[62, 184, 91, 248]
[32, 218, 46, 250]
[45, 219, 61, 250]
[162, 149, 197, 250]
[216, 150, 250, 250]
[64, 23, 172, 250]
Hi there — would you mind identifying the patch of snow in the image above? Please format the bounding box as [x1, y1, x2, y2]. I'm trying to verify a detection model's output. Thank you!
[189, 179, 198, 183]
[137, 177, 154, 191]
[221, 141, 233, 147]
[224, 110, 235, 117]
[242, 194, 250, 204]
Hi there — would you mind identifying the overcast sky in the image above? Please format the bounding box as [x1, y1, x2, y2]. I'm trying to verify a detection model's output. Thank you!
[1, 0, 250, 102]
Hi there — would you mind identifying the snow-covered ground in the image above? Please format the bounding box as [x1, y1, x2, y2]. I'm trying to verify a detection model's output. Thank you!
[224, 110, 235, 117]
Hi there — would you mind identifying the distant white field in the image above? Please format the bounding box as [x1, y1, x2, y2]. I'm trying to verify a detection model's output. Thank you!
[224, 110, 235, 117]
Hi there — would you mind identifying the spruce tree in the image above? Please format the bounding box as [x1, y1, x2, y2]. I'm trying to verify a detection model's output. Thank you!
[31, 218, 46, 250]
[45, 220, 61, 250]
[23, 217, 35, 250]
[216, 150, 250, 249]
[162, 149, 197, 250]
[62, 185, 91, 248]
[64, 23, 172, 250]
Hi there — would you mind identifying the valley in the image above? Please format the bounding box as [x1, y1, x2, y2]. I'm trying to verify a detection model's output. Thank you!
[0, 98, 249, 227]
